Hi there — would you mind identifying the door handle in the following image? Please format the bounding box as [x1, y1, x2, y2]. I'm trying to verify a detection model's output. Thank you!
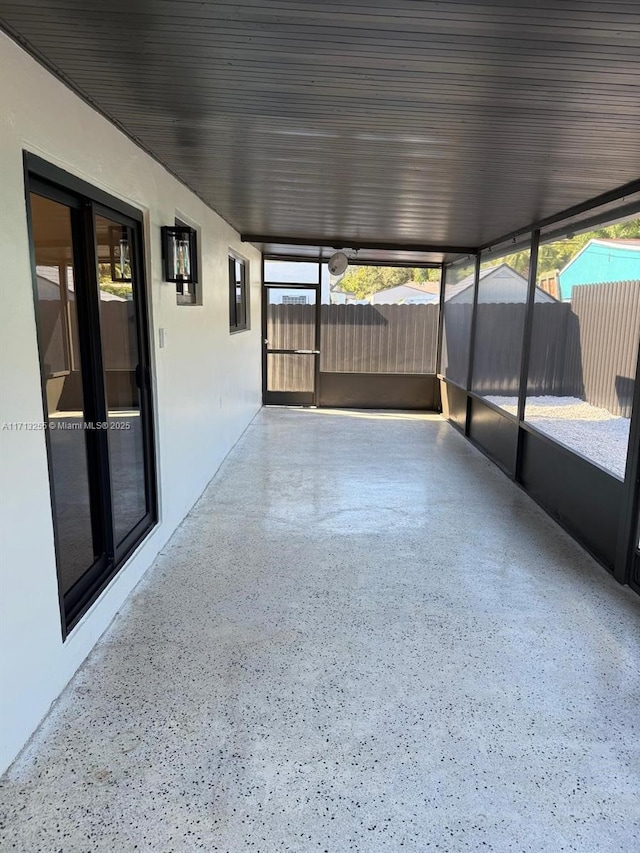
[293, 349, 320, 354]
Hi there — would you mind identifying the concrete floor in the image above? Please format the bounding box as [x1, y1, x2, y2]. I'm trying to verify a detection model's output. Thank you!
[2, 408, 639, 852]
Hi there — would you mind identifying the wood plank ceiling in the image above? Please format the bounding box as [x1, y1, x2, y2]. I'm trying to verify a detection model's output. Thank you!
[1, 0, 639, 261]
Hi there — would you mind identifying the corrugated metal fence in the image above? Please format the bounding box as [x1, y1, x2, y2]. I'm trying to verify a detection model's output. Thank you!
[266, 303, 316, 352]
[468, 280, 639, 416]
[320, 304, 438, 373]
[266, 304, 317, 392]
[472, 303, 527, 396]
[270, 284, 639, 414]
[572, 280, 640, 417]
[266, 303, 438, 375]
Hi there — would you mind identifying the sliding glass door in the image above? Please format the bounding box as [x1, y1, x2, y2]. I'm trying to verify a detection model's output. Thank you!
[27, 158, 156, 634]
[30, 192, 102, 596]
[94, 212, 152, 550]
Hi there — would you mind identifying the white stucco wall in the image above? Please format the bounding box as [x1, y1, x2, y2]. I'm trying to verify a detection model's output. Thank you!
[0, 34, 262, 773]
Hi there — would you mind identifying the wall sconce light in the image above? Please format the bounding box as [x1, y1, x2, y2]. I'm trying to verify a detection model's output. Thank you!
[109, 225, 132, 282]
[161, 224, 198, 290]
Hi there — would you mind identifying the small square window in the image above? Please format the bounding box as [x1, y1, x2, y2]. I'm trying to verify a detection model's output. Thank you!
[229, 255, 249, 332]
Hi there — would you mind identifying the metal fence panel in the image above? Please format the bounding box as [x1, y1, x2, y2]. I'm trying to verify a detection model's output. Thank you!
[572, 280, 640, 417]
[266, 284, 639, 416]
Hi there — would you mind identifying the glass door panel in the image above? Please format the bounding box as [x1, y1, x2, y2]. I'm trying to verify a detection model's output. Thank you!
[95, 214, 149, 546]
[264, 260, 319, 284]
[30, 193, 100, 594]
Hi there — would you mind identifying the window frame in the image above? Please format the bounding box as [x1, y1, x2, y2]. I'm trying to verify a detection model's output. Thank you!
[229, 252, 250, 333]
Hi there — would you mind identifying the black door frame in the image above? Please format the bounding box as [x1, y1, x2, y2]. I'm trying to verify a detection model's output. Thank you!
[24, 152, 157, 636]
[262, 258, 321, 406]
[618, 336, 640, 592]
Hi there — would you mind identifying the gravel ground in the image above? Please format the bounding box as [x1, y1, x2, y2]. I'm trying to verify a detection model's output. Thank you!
[486, 395, 630, 479]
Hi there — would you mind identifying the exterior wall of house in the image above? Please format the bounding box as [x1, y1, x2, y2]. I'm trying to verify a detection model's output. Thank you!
[559, 242, 640, 297]
[0, 33, 262, 773]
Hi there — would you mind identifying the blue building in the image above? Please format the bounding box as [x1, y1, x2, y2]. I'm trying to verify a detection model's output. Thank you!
[559, 239, 640, 299]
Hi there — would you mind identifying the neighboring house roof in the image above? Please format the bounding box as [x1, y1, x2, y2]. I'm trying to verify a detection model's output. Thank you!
[558, 239, 640, 297]
[445, 264, 497, 300]
[374, 280, 440, 296]
[371, 281, 440, 304]
[403, 280, 440, 295]
[446, 263, 556, 303]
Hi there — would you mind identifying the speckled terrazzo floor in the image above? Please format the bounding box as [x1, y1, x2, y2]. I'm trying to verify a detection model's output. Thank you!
[2, 407, 639, 852]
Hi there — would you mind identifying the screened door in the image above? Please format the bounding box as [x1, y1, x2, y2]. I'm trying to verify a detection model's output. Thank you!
[264, 285, 319, 405]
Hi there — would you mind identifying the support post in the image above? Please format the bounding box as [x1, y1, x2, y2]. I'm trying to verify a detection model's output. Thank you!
[464, 253, 482, 435]
[514, 230, 540, 480]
